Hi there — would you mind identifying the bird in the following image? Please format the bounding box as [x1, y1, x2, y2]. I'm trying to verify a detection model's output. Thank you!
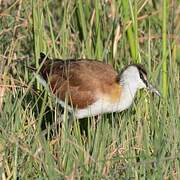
[36, 52, 160, 119]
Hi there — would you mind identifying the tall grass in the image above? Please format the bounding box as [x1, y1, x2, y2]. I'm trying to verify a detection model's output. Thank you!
[162, 0, 168, 98]
[0, 0, 179, 179]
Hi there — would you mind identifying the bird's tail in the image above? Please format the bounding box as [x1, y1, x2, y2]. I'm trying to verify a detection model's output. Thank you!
[26, 52, 48, 72]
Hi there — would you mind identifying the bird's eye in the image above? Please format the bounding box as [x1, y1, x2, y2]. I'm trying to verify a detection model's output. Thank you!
[140, 72, 144, 79]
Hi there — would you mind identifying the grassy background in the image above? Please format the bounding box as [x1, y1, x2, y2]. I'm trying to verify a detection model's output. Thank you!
[0, 0, 180, 179]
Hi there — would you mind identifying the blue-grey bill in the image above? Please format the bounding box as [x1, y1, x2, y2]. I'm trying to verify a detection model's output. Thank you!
[148, 83, 161, 97]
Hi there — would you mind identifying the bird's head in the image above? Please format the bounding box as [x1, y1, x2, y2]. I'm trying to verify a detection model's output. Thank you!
[119, 64, 160, 96]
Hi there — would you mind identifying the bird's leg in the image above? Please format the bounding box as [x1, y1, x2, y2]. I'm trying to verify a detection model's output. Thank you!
[91, 115, 102, 129]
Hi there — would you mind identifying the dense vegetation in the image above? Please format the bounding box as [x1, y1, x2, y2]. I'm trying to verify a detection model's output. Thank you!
[0, 0, 179, 179]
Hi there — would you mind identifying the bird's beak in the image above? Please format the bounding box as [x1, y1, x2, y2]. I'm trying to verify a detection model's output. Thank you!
[147, 83, 161, 97]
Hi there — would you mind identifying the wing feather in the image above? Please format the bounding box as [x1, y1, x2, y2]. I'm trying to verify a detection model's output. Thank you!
[40, 58, 118, 109]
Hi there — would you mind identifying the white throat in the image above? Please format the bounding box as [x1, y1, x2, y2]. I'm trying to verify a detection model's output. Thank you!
[117, 66, 140, 111]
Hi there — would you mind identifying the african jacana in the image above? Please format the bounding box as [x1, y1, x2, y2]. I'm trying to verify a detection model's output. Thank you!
[37, 53, 160, 119]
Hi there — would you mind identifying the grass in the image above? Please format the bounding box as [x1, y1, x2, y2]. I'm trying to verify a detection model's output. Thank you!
[0, 0, 180, 179]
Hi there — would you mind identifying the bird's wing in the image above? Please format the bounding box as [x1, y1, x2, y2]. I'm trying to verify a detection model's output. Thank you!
[40, 58, 118, 109]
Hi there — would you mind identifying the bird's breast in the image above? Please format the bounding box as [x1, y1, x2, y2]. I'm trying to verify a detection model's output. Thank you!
[102, 83, 122, 103]
[75, 84, 123, 118]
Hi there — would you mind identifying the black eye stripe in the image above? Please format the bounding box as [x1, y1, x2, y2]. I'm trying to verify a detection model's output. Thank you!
[139, 72, 148, 87]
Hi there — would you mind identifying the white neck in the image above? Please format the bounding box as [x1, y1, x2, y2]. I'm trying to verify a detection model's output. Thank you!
[117, 81, 138, 111]
[116, 66, 141, 111]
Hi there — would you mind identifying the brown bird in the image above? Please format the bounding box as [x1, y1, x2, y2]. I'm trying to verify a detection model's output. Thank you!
[36, 53, 160, 119]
